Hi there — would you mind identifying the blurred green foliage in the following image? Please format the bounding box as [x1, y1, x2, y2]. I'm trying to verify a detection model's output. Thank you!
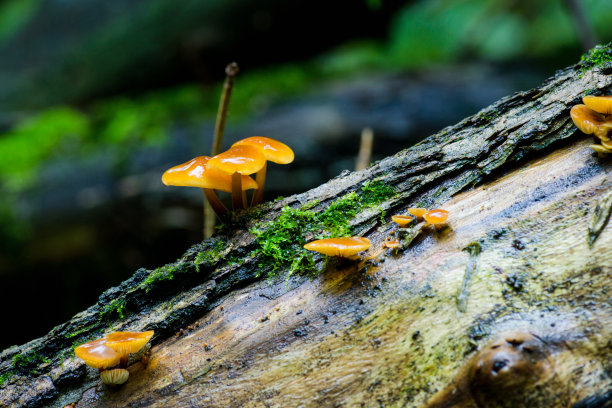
[0, 108, 89, 192]
[0, 0, 39, 42]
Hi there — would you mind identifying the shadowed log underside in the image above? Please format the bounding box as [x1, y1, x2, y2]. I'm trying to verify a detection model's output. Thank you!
[1, 46, 612, 408]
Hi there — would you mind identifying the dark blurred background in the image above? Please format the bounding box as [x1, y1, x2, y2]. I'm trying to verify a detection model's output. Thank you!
[0, 0, 610, 350]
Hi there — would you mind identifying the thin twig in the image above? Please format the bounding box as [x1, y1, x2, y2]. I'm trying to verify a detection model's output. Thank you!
[204, 62, 240, 238]
[355, 127, 374, 171]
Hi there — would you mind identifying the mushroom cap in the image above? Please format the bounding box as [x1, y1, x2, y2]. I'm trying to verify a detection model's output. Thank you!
[232, 136, 294, 164]
[75, 339, 121, 370]
[103, 331, 154, 357]
[304, 237, 371, 257]
[207, 145, 266, 175]
[162, 156, 258, 192]
[391, 215, 413, 227]
[408, 208, 427, 218]
[100, 368, 130, 385]
[383, 240, 400, 249]
[423, 209, 449, 224]
[583, 95, 612, 115]
[570, 105, 611, 139]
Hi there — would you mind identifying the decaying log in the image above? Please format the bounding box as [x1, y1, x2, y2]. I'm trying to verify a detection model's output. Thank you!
[1, 45, 612, 408]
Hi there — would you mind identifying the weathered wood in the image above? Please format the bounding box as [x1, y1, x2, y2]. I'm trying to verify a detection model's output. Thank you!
[1, 45, 612, 408]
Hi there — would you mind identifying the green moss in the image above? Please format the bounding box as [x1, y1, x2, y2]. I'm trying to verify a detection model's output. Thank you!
[194, 241, 226, 272]
[0, 371, 13, 386]
[12, 352, 50, 372]
[580, 45, 612, 74]
[250, 180, 395, 277]
[140, 264, 180, 293]
[478, 110, 500, 124]
[64, 323, 99, 339]
[100, 298, 127, 321]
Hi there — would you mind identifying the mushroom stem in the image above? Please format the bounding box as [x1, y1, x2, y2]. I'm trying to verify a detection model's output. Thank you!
[231, 172, 246, 210]
[119, 354, 129, 369]
[202, 188, 228, 219]
[251, 162, 267, 206]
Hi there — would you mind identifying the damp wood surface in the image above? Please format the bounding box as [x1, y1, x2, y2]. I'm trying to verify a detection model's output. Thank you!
[1, 46, 612, 408]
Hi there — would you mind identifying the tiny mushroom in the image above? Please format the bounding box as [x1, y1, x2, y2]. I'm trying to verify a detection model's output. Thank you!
[207, 145, 266, 209]
[304, 237, 371, 259]
[232, 136, 294, 205]
[74, 330, 154, 386]
[391, 215, 413, 227]
[162, 156, 258, 218]
[383, 240, 401, 250]
[408, 208, 428, 219]
[99, 368, 130, 386]
[423, 209, 449, 226]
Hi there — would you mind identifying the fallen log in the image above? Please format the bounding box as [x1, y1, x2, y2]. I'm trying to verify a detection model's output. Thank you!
[1, 45, 612, 408]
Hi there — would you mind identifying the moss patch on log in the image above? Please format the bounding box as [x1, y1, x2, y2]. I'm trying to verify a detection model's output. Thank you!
[580, 44, 612, 75]
[250, 180, 395, 278]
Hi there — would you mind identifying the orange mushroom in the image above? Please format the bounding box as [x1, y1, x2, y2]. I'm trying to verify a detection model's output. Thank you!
[423, 209, 449, 225]
[391, 215, 413, 227]
[383, 240, 400, 250]
[408, 208, 427, 219]
[75, 339, 121, 371]
[103, 330, 155, 368]
[304, 237, 371, 259]
[74, 330, 154, 386]
[99, 368, 130, 386]
[232, 137, 294, 205]
[207, 145, 266, 209]
[583, 95, 612, 115]
[570, 104, 612, 141]
[162, 156, 258, 218]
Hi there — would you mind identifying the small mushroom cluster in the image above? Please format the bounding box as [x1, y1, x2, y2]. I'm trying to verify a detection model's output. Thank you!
[75, 330, 154, 386]
[570, 95, 612, 154]
[392, 207, 449, 228]
[162, 136, 294, 218]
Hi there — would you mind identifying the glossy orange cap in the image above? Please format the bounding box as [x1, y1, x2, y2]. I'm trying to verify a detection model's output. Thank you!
[583, 95, 612, 115]
[207, 145, 266, 175]
[75, 339, 121, 370]
[391, 215, 413, 227]
[103, 331, 154, 358]
[408, 208, 427, 218]
[162, 156, 258, 192]
[570, 105, 612, 140]
[304, 237, 371, 257]
[233, 137, 294, 164]
[423, 209, 449, 224]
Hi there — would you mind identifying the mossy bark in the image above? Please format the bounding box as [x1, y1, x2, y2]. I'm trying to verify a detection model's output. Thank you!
[2, 45, 612, 408]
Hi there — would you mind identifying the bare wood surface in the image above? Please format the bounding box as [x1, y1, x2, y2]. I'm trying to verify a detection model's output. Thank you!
[1, 46, 612, 408]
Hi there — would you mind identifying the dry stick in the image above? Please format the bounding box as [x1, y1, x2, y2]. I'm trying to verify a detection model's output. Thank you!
[204, 62, 240, 238]
[561, 0, 598, 51]
[355, 127, 374, 171]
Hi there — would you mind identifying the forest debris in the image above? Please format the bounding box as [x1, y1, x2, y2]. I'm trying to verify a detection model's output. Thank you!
[588, 188, 612, 246]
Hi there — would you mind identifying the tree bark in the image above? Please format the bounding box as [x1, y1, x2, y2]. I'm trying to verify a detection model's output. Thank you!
[2, 45, 612, 408]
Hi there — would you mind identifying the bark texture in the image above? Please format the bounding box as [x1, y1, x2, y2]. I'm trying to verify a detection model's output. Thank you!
[1, 45, 612, 408]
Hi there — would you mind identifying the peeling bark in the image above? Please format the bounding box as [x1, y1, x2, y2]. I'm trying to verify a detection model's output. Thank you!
[1, 45, 612, 408]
